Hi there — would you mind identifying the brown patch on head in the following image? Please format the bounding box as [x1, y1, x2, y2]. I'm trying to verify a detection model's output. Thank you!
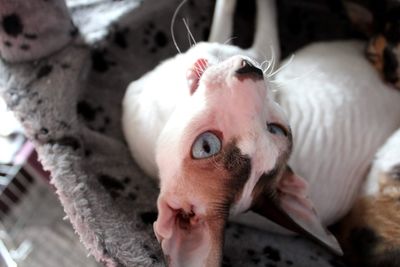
[180, 138, 251, 218]
[251, 141, 293, 203]
[222, 141, 252, 202]
[154, 139, 251, 266]
[336, 168, 400, 266]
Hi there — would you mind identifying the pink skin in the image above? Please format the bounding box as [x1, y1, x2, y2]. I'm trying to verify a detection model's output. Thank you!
[153, 56, 341, 267]
[187, 58, 209, 94]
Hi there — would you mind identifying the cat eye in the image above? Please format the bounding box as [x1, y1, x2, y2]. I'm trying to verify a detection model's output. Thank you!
[267, 123, 288, 137]
[192, 131, 222, 159]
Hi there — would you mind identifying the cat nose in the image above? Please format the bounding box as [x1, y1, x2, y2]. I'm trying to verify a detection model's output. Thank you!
[235, 59, 263, 80]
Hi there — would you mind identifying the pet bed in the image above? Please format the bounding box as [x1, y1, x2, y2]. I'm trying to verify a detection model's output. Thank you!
[0, 0, 355, 266]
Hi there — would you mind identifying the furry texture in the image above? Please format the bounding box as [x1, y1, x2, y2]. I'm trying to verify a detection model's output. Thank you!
[0, 0, 375, 266]
[336, 129, 400, 267]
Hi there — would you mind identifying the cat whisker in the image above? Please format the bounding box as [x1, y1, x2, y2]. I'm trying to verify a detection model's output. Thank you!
[270, 67, 316, 87]
[223, 36, 237, 45]
[267, 54, 295, 78]
[183, 18, 197, 47]
[171, 0, 188, 54]
[258, 46, 276, 77]
[267, 46, 277, 76]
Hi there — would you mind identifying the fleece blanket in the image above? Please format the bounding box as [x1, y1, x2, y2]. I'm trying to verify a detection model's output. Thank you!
[0, 0, 356, 266]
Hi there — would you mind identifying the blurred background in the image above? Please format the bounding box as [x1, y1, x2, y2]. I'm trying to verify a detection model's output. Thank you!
[0, 97, 100, 267]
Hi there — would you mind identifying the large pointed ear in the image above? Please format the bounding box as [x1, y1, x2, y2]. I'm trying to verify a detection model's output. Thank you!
[153, 197, 225, 267]
[343, 2, 375, 36]
[251, 166, 343, 255]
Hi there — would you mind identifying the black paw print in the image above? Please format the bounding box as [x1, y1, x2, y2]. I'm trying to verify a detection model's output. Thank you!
[77, 100, 111, 133]
[111, 24, 130, 49]
[142, 22, 168, 54]
[1, 13, 76, 52]
[91, 48, 116, 73]
[98, 174, 141, 202]
[2, 13, 35, 51]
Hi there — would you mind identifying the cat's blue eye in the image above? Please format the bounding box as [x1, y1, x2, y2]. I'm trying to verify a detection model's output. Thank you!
[267, 123, 287, 137]
[192, 132, 222, 159]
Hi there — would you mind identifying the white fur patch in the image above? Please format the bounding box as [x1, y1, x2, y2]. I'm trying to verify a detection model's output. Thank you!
[364, 128, 400, 196]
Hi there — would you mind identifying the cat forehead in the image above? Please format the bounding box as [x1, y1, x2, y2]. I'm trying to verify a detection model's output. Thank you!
[157, 79, 288, 159]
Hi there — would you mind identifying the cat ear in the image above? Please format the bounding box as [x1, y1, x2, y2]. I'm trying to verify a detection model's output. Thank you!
[153, 196, 224, 267]
[343, 2, 374, 36]
[251, 166, 343, 255]
[187, 59, 209, 94]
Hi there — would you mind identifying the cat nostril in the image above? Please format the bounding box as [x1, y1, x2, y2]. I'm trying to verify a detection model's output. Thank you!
[235, 59, 263, 79]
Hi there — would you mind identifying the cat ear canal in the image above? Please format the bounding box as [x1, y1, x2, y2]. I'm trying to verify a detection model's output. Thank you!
[251, 166, 343, 255]
[187, 58, 209, 94]
[154, 195, 225, 267]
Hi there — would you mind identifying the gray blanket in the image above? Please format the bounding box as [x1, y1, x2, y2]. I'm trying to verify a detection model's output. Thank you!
[0, 0, 353, 266]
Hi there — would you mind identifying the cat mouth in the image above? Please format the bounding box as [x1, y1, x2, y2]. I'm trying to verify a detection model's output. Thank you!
[187, 58, 209, 94]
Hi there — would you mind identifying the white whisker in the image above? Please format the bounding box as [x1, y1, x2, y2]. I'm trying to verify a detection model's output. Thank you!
[270, 67, 316, 87]
[261, 60, 273, 75]
[267, 46, 276, 76]
[182, 18, 197, 46]
[187, 29, 192, 47]
[259, 46, 276, 77]
[260, 52, 274, 76]
[268, 54, 295, 78]
[170, 0, 188, 54]
[223, 36, 237, 45]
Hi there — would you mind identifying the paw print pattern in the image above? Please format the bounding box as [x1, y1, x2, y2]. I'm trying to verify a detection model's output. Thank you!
[77, 100, 111, 134]
[97, 174, 141, 203]
[111, 24, 130, 49]
[1, 13, 76, 54]
[142, 22, 168, 54]
[0, 0, 77, 62]
[2, 13, 37, 52]
[91, 48, 116, 73]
